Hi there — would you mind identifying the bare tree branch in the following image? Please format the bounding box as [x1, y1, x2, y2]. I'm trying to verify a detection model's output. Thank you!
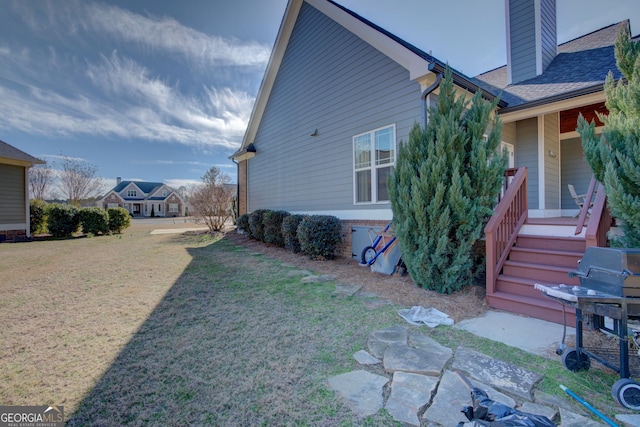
[29, 162, 55, 200]
[189, 167, 234, 232]
[58, 155, 105, 206]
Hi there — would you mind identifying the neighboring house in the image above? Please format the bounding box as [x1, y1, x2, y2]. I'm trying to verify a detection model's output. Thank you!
[0, 140, 44, 242]
[231, 0, 635, 322]
[98, 178, 185, 217]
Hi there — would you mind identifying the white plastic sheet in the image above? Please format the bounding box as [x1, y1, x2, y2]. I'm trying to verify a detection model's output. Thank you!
[398, 306, 454, 327]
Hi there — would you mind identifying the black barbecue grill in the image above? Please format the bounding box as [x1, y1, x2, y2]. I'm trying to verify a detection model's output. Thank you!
[536, 247, 640, 410]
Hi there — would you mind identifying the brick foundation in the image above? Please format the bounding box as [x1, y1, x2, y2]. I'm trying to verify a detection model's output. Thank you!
[0, 229, 28, 243]
[340, 219, 390, 259]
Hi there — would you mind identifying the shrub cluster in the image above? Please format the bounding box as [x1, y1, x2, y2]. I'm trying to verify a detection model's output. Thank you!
[263, 210, 289, 247]
[282, 214, 306, 253]
[29, 202, 132, 238]
[106, 207, 131, 234]
[30, 199, 48, 234]
[236, 213, 250, 235]
[78, 207, 110, 235]
[297, 215, 342, 260]
[248, 209, 268, 242]
[240, 209, 342, 259]
[47, 204, 80, 237]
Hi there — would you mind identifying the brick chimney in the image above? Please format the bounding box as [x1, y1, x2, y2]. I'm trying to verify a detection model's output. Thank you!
[506, 0, 557, 84]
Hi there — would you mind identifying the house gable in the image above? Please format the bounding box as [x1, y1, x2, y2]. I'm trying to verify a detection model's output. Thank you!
[243, 1, 425, 216]
[235, 0, 502, 159]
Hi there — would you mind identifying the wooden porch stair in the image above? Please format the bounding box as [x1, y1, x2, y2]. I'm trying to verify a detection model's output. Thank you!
[485, 168, 611, 325]
[486, 232, 584, 324]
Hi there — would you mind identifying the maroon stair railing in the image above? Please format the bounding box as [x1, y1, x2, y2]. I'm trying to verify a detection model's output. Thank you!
[484, 167, 528, 295]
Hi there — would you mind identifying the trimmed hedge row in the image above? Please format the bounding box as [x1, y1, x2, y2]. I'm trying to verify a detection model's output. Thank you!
[237, 210, 342, 259]
[29, 201, 131, 237]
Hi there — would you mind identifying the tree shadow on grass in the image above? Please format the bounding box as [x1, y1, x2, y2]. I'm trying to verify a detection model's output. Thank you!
[66, 235, 398, 426]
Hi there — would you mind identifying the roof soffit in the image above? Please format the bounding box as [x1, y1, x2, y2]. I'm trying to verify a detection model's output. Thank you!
[498, 90, 605, 122]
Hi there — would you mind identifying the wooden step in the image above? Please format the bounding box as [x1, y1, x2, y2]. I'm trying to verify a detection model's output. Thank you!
[486, 291, 576, 326]
[516, 234, 586, 253]
[495, 275, 560, 299]
[502, 260, 580, 285]
[508, 247, 582, 269]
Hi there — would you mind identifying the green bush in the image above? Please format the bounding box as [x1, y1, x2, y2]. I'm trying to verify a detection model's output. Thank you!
[78, 207, 110, 235]
[47, 204, 80, 237]
[282, 214, 306, 253]
[107, 207, 131, 234]
[297, 215, 342, 260]
[237, 213, 250, 235]
[263, 210, 290, 247]
[248, 209, 269, 242]
[30, 199, 48, 235]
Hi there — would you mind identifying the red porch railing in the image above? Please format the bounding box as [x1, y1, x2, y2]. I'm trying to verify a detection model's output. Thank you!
[484, 167, 528, 295]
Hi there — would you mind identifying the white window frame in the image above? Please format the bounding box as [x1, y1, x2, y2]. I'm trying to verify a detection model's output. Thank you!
[127, 190, 137, 197]
[352, 124, 396, 205]
[169, 204, 179, 213]
[107, 203, 119, 209]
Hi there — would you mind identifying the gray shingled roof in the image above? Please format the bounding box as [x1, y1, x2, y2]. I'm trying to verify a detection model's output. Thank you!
[473, 21, 629, 110]
[0, 140, 44, 164]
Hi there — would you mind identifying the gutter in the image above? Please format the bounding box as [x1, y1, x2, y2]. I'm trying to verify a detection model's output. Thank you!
[422, 62, 442, 128]
[429, 62, 508, 108]
[497, 84, 605, 115]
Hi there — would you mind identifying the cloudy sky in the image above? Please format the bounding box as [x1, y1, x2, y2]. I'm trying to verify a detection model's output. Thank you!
[1, 0, 638, 192]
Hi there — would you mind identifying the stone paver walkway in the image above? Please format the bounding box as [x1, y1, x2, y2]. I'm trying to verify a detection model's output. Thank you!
[326, 324, 607, 427]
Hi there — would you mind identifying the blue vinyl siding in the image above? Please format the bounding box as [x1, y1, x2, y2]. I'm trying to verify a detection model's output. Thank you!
[540, 0, 557, 71]
[247, 2, 421, 214]
[515, 118, 539, 209]
[0, 164, 25, 224]
[561, 137, 593, 209]
[509, 0, 537, 83]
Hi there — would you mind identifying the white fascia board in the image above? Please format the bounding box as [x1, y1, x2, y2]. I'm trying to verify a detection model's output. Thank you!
[537, 115, 545, 210]
[288, 208, 393, 221]
[0, 223, 27, 231]
[499, 91, 605, 123]
[307, 0, 430, 81]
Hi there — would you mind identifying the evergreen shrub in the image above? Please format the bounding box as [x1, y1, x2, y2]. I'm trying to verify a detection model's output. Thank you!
[78, 207, 110, 235]
[47, 204, 80, 237]
[297, 215, 342, 260]
[263, 210, 290, 247]
[579, 27, 640, 247]
[237, 213, 250, 235]
[30, 199, 48, 235]
[107, 207, 131, 234]
[389, 67, 505, 293]
[282, 214, 306, 253]
[248, 209, 269, 242]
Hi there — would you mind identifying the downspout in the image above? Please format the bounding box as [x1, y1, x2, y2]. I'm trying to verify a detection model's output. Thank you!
[232, 157, 239, 219]
[421, 62, 443, 128]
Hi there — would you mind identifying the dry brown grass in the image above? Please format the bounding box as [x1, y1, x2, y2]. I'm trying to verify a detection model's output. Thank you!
[2, 221, 440, 425]
[0, 220, 626, 424]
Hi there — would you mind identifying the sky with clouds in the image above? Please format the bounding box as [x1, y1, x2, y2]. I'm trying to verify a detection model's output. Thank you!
[1, 0, 638, 193]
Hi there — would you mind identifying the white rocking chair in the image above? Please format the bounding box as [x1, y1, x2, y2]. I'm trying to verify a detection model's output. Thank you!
[568, 184, 593, 218]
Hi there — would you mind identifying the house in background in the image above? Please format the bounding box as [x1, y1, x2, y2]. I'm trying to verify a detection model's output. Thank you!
[0, 140, 44, 242]
[231, 0, 636, 323]
[98, 178, 185, 217]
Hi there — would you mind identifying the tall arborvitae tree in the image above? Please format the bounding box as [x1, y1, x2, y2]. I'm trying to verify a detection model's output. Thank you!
[578, 26, 640, 247]
[389, 68, 505, 293]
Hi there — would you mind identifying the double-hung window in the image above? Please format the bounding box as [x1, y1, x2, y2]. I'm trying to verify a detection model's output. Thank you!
[353, 124, 396, 203]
